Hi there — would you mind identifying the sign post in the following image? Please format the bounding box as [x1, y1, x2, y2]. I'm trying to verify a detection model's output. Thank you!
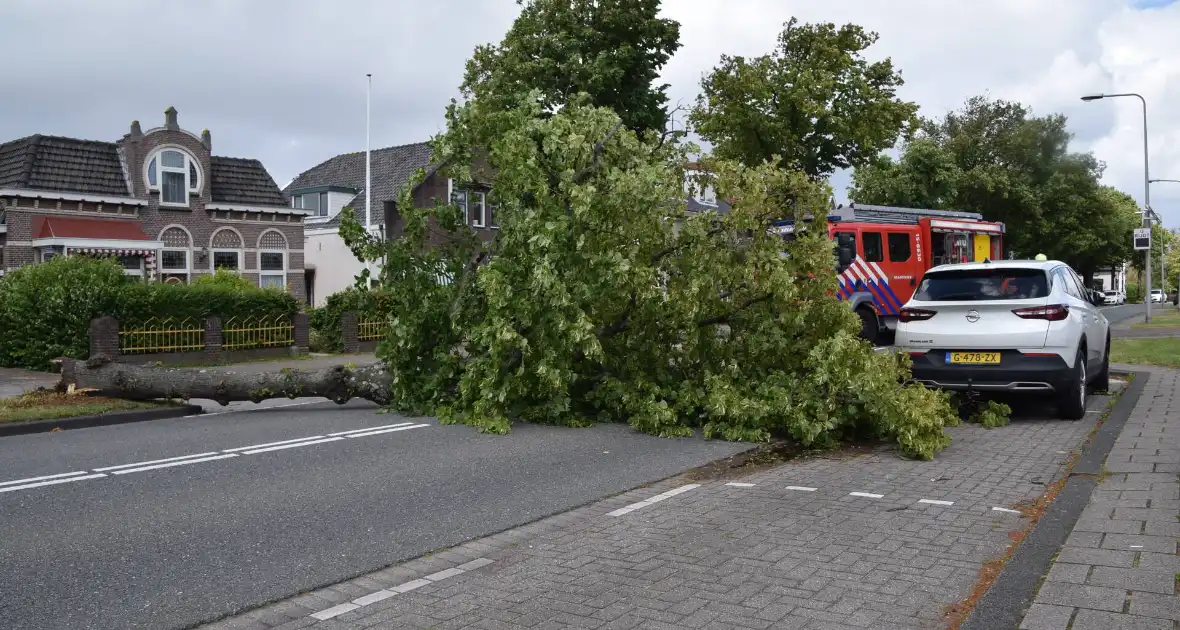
[1134, 227, 1153, 320]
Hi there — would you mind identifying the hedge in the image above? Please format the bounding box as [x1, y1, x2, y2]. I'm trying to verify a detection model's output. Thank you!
[0, 257, 299, 370]
[309, 287, 393, 352]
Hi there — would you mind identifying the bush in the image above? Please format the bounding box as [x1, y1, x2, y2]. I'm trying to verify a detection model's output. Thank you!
[309, 288, 393, 352]
[0, 257, 130, 370]
[0, 256, 300, 370]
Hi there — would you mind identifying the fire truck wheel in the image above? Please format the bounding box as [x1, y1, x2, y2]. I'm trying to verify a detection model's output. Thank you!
[856, 307, 881, 345]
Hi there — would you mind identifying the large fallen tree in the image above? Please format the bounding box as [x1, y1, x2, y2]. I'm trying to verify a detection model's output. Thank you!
[57, 356, 394, 407]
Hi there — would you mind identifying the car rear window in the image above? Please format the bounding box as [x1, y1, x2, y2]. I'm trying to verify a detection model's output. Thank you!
[914, 268, 1049, 301]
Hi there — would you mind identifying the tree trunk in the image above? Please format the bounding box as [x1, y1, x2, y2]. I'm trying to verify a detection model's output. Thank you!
[55, 356, 393, 406]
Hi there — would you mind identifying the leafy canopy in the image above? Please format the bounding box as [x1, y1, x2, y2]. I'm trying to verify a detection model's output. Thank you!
[462, 0, 682, 136]
[690, 17, 919, 179]
[341, 90, 958, 459]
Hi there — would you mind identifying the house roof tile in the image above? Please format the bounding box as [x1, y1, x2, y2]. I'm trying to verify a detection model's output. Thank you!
[209, 156, 287, 206]
[0, 135, 288, 208]
[284, 141, 436, 227]
[32, 215, 151, 240]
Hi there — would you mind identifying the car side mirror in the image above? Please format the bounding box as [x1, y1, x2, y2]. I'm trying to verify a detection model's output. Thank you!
[837, 245, 854, 270]
[1090, 292, 1103, 306]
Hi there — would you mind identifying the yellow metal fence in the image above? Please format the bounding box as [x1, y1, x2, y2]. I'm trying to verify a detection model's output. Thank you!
[357, 315, 387, 341]
[119, 317, 205, 354]
[222, 315, 294, 351]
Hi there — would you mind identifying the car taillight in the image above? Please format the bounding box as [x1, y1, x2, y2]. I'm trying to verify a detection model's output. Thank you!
[1012, 304, 1069, 321]
[898, 308, 936, 322]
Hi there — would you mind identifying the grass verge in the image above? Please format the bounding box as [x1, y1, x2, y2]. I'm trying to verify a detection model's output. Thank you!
[1112, 338, 1180, 369]
[1130, 309, 1180, 328]
[0, 390, 166, 425]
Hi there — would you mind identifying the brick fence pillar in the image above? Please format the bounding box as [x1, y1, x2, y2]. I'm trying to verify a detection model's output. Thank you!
[204, 316, 223, 356]
[341, 311, 360, 354]
[292, 312, 310, 353]
[89, 316, 120, 359]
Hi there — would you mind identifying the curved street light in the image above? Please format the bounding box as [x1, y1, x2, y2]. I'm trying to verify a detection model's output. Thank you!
[1082, 93, 1154, 321]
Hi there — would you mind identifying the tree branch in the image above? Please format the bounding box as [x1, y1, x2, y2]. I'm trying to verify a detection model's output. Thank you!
[696, 293, 774, 328]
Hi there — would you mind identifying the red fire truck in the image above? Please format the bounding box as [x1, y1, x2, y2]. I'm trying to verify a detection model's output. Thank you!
[773, 203, 1006, 344]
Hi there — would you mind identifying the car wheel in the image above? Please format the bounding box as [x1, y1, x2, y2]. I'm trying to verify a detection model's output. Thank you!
[1092, 336, 1111, 393]
[856, 307, 880, 346]
[1058, 347, 1087, 420]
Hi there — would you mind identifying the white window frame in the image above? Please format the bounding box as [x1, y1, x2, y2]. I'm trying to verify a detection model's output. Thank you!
[257, 230, 288, 290]
[158, 225, 192, 283]
[209, 228, 244, 274]
[40, 249, 58, 263]
[291, 192, 328, 218]
[471, 191, 486, 228]
[145, 147, 201, 207]
[117, 254, 145, 278]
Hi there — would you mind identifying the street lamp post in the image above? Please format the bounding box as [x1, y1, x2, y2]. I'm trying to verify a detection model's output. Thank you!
[1150, 179, 1179, 305]
[1082, 93, 1152, 321]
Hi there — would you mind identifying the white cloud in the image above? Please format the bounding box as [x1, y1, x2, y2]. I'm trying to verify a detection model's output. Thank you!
[1, 0, 1178, 223]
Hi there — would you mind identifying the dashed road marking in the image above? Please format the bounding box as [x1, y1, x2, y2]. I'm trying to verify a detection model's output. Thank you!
[992, 507, 1022, 514]
[918, 499, 954, 506]
[239, 436, 344, 455]
[785, 486, 817, 492]
[725, 482, 756, 487]
[850, 492, 884, 499]
[110, 453, 239, 475]
[0, 471, 91, 487]
[0, 473, 106, 493]
[309, 558, 496, 621]
[95, 452, 221, 472]
[0, 422, 433, 496]
[608, 484, 701, 516]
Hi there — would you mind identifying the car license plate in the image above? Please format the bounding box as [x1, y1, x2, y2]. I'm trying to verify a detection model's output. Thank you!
[945, 352, 1001, 365]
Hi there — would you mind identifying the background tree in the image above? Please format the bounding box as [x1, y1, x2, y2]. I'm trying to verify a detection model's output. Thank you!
[462, 0, 682, 136]
[690, 17, 919, 179]
[849, 95, 1138, 282]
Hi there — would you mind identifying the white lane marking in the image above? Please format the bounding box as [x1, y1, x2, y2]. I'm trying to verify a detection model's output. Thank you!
[424, 567, 465, 581]
[343, 423, 430, 439]
[918, 499, 955, 506]
[785, 486, 817, 492]
[222, 435, 328, 453]
[311, 603, 359, 620]
[992, 507, 1022, 514]
[0, 471, 90, 488]
[95, 452, 221, 472]
[0, 473, 106, 494]
[187, 400, 323, 419]
[1129, 545, 1143, 548]
[725, 482, 756, 488]
[328, 422, 414, 437]
[352, 590, 396, 606]
[110, 453, 238, 475]
[607, 484, 701, 516]
[850, 492, 884, 499]
[312, 558, 496, 621]
[240, 436, 344, 454]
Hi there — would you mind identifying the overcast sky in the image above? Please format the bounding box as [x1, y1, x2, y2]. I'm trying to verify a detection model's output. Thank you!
[2, 0, 1179, 223]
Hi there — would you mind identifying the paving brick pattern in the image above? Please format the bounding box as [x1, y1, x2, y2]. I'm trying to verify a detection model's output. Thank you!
[1021, 368, 1180, 630]
[201, 392, 1116, 630]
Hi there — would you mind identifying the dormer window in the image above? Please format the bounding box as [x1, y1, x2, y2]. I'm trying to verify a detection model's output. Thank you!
[146, 148, 201, 206]
[697, 184, 717, 206]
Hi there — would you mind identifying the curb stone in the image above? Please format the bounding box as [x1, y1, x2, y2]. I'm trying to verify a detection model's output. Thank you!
[959, 370, 1146, 630]
[0, 404, 203, 437]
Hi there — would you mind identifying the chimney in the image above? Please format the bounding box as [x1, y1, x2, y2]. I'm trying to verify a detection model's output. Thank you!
[164, 106, 179, 130]
[129, 120, 142, 138]
[200, 129, 211, 151]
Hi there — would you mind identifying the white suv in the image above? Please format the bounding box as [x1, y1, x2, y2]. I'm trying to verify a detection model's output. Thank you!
[895, 260, 1110, 419]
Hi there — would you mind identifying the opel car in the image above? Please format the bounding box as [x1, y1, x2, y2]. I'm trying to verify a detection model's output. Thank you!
[894, 259, 1110, 420]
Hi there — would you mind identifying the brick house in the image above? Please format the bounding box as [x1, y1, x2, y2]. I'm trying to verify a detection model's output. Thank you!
[285, 141, 496, 306]
[0, 107, 311, 301]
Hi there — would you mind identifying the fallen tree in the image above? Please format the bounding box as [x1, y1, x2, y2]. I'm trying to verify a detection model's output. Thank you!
[56, 356, 393, 406]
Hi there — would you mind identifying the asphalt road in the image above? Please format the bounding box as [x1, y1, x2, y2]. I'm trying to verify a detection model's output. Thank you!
[0, 402, 749, 630]
[1099, 302, 1146, 325]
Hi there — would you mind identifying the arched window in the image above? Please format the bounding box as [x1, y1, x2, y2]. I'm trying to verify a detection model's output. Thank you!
[159, 226, 192, 283]
[258, 230, 288, 290]
[146, 148, 201, 206]
[210, 228, 243, 272]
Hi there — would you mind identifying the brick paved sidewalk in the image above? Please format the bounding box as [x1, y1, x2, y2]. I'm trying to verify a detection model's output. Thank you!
[1019, 368, 1179, 630]
[203, 392, 1122, 630]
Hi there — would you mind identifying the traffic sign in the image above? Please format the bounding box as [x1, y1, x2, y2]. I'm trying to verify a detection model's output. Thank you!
[1134, 228, 1151, 250]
